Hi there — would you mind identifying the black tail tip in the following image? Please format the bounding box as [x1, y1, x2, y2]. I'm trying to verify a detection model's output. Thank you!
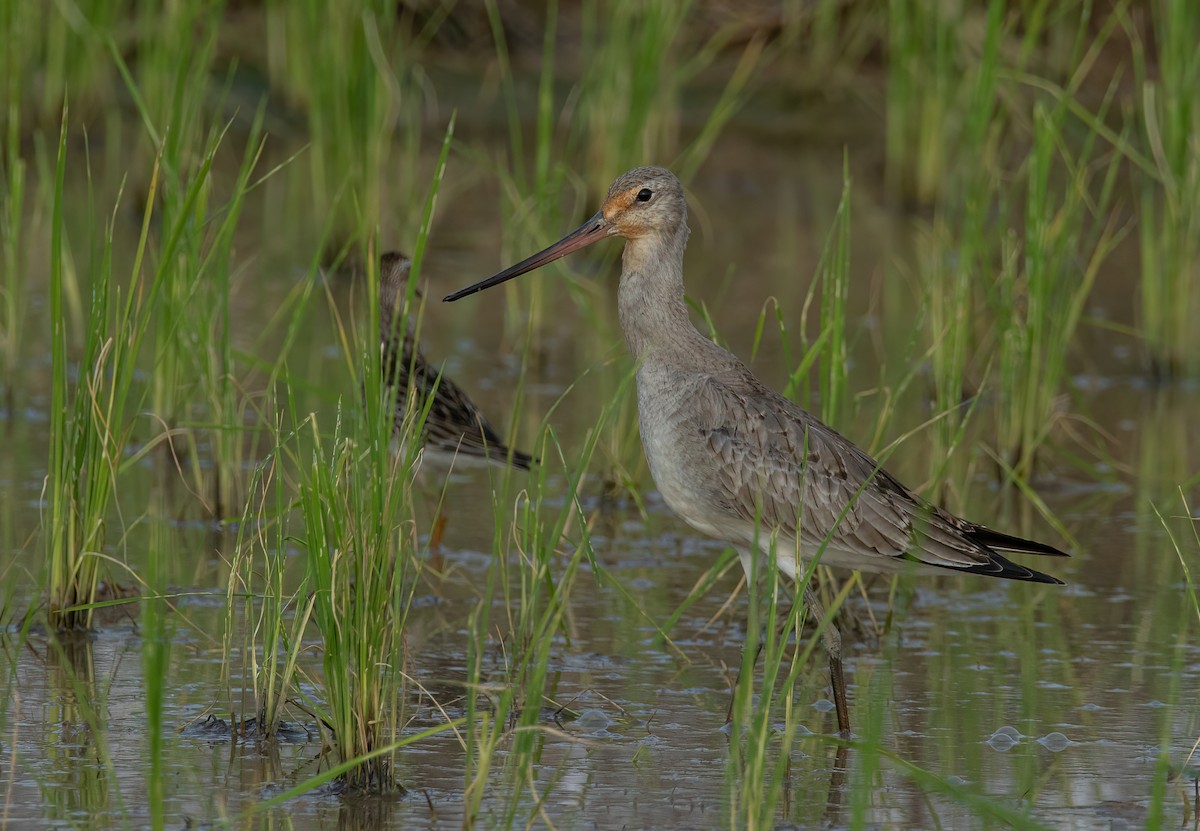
[507, 448, 537, 471]
[967, 525, 1071, 559]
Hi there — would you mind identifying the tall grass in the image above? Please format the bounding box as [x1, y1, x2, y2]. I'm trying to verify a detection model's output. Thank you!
[575, 0, 690, 187]
[45, 107, 154, 631]
[263, 0, 417, 242]
[0, 93, 23, 412]
[896, 1, 1128, 480]
[0, 0, 31, 412]
[885, 0, 1081, 205]
[776, 0, 880, 80]
[992, 97, 1124, 478]
[298, 403, 419, 792]
[295, 245, 422, 790]
[291, 118, 453, 790]
[918, 0, 1005, 500]
[573, 0, 764, 190]
[44, 46, 268, 626]
[885, 0, 962, 205]
[109, 3, 275, 517]
[1135, 0, 1200, 378]
[890, 0, 1006, 493]
[191, 116, 272, 519]
[123, 0, 220, 431]
[224, 414, 314, 740]
[813, 159, 853, 428]
[0, 1, 122, 124]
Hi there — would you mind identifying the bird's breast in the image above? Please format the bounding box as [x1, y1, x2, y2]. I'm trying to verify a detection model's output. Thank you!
[634, 363, 734, 539]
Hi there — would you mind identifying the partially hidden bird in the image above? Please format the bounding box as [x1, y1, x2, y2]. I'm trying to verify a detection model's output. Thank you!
[379, 250, 533, 472]
[442, 168, 1067, 734]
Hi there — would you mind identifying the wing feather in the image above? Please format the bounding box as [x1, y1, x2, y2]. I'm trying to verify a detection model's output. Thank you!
[692, 374, 1060, 580]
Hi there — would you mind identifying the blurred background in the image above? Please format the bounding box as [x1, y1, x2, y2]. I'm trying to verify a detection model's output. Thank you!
[2, 2, 1199, 829]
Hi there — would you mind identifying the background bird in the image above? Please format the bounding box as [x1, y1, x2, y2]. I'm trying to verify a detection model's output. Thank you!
[379, 250, 534, 473]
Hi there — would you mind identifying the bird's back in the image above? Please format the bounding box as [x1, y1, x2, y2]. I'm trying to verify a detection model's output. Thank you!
[379, 251, 533, 472]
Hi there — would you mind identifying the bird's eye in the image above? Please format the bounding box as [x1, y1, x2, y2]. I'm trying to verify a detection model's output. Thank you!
[636, 188, 653, 202]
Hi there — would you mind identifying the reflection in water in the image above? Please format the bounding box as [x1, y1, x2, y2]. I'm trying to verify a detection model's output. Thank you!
[824, 743, 850, 827]
[42, 634, 110, 826]
[1136, 386, 1198, 549]
[337, 793, 398, 831]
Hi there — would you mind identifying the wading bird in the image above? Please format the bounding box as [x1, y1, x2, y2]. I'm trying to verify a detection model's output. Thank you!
[380, 251, 533, 473]
[442, 168, 1067, 734]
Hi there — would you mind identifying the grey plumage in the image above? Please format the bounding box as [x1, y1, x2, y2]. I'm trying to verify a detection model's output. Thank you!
[444, 166, 1067, 733]
[679, 364, 1065, 583]
[592, 168, 1066, 585]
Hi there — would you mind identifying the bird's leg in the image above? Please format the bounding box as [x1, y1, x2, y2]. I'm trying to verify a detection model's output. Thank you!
[726, 550, 763, 723]
[426, 509, 448, 577]
[803, 583, 851, 736]
[726, 632, 765, 724]
[726, 584, 805, 723]
[727, 582, 851, 735]
[429, 510, 448, 552]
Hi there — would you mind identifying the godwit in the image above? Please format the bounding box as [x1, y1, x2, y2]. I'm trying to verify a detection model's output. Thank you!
[380, 251, 533, 472]
[443, 168, 1067, 734]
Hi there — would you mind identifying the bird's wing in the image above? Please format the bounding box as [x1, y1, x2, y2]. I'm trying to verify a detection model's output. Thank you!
[405, 344, 533, 470]
[424, 372, 532, 468]
[696, 376, 998, 571]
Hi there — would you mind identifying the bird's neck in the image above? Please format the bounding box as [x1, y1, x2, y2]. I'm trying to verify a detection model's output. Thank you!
[617, 222, 702, 359]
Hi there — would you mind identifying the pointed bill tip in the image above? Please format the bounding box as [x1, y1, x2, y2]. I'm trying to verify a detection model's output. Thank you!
[442, 211, 608, 302]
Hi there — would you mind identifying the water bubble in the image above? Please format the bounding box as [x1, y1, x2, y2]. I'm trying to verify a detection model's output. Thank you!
[986, 726, 1022, 752]
[575, 708, 614, 734]
[1038, 732, 1071, 752]
[813, 698, 835, 713]
[987, 734, 1017, 752]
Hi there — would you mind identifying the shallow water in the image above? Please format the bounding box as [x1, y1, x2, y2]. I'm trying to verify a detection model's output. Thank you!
[4, 527, 1197, 829]
[3, 83, 1200, 830]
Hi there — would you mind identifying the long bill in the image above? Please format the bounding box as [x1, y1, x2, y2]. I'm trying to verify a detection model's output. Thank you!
[443, 211, 608, 302]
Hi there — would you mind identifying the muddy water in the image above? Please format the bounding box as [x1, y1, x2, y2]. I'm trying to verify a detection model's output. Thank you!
[2, 112, 1199, 830]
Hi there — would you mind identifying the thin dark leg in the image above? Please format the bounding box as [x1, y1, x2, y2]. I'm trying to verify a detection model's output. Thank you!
[726, 636, 764, 724]
[803, 584, 851, 736]
[726, 586, 850, 732]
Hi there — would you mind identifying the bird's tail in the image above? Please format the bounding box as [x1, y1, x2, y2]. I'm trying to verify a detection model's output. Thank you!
[966, 524, 1069, 558]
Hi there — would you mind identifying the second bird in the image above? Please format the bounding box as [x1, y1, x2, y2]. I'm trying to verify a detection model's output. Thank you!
[379, 251, 533, 472]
